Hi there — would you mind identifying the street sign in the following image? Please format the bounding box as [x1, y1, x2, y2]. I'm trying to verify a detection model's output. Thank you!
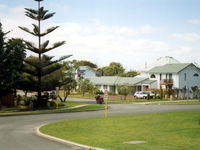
[104, 90, 109, 99]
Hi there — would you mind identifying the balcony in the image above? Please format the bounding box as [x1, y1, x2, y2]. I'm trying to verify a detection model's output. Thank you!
[160, 79, 173, 85]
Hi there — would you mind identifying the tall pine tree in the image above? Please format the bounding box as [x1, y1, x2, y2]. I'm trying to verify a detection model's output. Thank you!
[19, 0, 71, 106]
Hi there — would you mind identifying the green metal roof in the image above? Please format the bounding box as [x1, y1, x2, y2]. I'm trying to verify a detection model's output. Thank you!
[148, 63, 192, 74]
[140, 79, 156, 84]
[89, 76, 119, 85]
[117, 77, 147, 85]
[88, 76, 148, 86]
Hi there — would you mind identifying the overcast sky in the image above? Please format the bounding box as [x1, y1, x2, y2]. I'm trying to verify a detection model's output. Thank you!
[1, 0, 200, 70]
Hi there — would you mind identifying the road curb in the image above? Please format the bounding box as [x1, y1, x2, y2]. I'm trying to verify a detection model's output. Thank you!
[36, 125, 106, 150]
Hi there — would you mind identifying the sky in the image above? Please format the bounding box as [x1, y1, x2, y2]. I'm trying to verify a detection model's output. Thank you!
[1, 0, 200, 70]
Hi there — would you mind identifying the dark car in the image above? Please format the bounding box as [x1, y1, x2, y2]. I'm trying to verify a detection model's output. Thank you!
[95, 95, 104, 104]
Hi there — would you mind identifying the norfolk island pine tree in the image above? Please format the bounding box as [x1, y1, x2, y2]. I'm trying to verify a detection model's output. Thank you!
[19, 0, 71, 107]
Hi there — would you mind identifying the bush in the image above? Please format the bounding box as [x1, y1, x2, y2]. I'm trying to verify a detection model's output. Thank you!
[17, 96, 37, 106]
[50, 100, 64, 108]
[18, 100, 26, 106]
[50, 100, 57, 108]
[95, 90, 104, 95]
[117, 84, 133, 100]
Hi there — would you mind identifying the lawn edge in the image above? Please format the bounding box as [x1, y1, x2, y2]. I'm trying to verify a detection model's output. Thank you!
[0, 108, 104, 117]
[36, 124, 106, 150]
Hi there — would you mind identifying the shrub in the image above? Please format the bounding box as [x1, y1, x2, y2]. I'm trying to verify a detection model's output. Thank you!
[117, 84, 133, 100]
[50, 100, 64, 108]
[95, 90, 104, 95]
[18, 100, 26, 106]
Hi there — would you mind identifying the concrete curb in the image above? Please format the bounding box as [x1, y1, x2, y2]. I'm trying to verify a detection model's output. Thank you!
[36, 125, 106, 150]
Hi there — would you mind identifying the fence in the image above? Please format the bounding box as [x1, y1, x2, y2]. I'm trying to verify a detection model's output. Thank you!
[0, 94, 15, 107]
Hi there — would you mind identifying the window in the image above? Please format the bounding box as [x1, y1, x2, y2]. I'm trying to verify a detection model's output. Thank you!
[193, 73, 199, 77]
[184, 73, 187, 81]
[150, 74, 156, 78]
[103, 85, 107, 89]
[169, 74, 172, 79]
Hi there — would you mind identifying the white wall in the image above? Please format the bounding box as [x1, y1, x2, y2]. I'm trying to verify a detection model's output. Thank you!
[173, 74, 179, 88]
[96, 85, 117, 94]
[149, 81, 157, 89]
[149, 74, 160, 88]
[149, 73, 179, 89]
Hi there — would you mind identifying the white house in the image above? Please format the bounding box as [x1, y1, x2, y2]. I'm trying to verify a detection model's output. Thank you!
[75, 57, 200, 94]
[87, 63, 200, 94]
[88, 76, 157, 94]
[147, 63, 200, 90]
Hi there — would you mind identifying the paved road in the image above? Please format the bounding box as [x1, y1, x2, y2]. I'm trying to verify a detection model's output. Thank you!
[0, 104, 200, 150]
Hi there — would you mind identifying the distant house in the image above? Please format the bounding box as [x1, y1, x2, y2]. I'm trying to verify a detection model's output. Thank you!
[88, 76, 157, 94]
[148, 63, 200, 90]
[75, 66, 98, 79]
[75, 58, 200, 94]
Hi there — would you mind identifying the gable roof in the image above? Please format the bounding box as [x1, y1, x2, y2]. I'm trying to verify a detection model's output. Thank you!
[148, 63, 193, 74]
[88, 76, 148, 86]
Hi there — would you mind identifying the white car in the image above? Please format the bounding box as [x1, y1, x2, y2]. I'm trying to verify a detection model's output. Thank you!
[134, 91, 157, 99]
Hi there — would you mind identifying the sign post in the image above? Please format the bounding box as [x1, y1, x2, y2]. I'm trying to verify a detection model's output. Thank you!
[56, 87, 59, 110]
[104, 90, 109, 118]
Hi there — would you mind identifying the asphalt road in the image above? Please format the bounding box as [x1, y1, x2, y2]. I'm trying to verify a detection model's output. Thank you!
[0, 103, 200, 150]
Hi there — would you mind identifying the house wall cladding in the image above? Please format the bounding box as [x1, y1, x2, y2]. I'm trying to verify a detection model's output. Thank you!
[179, 65, 200, 89]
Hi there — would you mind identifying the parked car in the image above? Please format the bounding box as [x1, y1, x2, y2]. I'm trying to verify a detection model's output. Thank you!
[49, 91, 56, 99]
[42, 91, 57, 99]
[134, 91, 159, 99]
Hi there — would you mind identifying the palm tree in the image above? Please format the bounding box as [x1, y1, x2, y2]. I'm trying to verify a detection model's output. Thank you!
[19, 0, 71, 107]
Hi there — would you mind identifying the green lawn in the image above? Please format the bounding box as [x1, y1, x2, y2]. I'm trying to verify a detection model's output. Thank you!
[108, 99, 165, 103]
[156, 100, 200, 105]
[0, 101, 104, 116]
[40, 110, 200, 150]
[66, 93, 200, 104]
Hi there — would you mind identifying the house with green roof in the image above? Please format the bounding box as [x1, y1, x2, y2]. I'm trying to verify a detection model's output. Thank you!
[88, 76, 157, 94]
[148, 63, 200, 90]
[81, 62, 200, 94]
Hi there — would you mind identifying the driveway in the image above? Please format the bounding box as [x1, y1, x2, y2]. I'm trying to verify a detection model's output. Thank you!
[0, 103, 200, 150]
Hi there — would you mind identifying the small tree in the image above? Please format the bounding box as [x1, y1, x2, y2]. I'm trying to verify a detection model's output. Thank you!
[79, 79, 93, 96]
[120, 70, 139, 77]
[58, 65, 77, 102]
[102, 62, 125, 76]
[117, 84, 133, 100]
[19, 0, 71, 106]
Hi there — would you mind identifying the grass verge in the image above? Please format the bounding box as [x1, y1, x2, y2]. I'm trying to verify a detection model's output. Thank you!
[0, 101, 104, 116]
[40, 110, 200, 150]
[155, 100, 200, 105]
